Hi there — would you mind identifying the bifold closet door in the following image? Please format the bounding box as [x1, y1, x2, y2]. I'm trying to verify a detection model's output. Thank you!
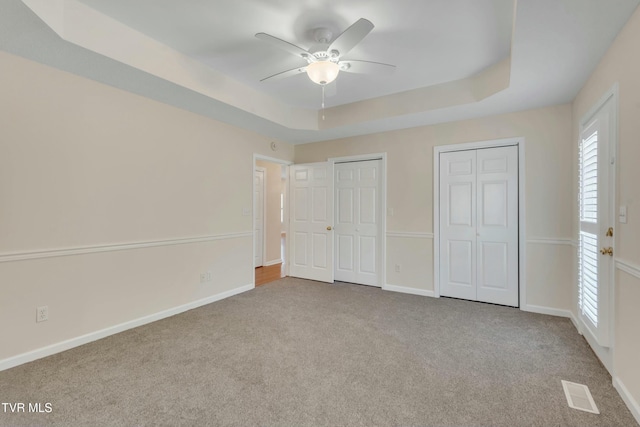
[439, 146, 519, 307]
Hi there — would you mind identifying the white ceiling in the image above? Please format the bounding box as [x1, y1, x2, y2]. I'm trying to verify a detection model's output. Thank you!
[78, 0, 515, 109]
[2, 0, 639, 144]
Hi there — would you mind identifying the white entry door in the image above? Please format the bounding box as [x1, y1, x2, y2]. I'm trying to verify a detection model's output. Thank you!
[289, 162, 334, 283]
[578, 94, 615, 348]
[439, 146, 519, 307]
[254, 167, 266, 267]
[334, 160, 382, 286]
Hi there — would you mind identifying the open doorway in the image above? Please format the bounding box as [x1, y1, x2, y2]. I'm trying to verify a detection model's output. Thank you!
[254, 158, 289, 286]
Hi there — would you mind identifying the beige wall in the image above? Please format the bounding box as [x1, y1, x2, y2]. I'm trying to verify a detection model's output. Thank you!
[572, 6, 640, 418]
[0, 51, 293, 363]
[4, 8, 639, 417]
[296, 104, 575, 310]
[256, 160, 284, 264]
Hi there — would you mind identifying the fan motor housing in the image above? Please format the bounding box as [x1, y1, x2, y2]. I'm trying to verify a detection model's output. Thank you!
[313, 28, 333, 44]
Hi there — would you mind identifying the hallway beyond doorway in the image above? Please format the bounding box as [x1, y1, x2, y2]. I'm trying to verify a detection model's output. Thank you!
[255, 234, 286, 286]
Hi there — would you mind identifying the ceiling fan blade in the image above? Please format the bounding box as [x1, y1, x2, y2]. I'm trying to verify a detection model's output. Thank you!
[255, 33, 311, 59]
[260, 66, 307, 82]
[340, 60, 396, 75]
[328, 18, 374, 57]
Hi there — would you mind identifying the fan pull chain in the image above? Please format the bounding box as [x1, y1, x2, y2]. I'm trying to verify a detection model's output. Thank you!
[321, 85, 326, 121]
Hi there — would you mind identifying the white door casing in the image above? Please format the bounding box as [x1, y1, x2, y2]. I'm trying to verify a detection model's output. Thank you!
[439, 146, 519, 307]
[253, 154, 292, 281]
[254, 167, 266, 267]
[334, 160, 382, 287]
[289, 162, 334, 283]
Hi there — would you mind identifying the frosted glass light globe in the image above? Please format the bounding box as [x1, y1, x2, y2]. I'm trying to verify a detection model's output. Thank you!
[306, 61, 340, 85]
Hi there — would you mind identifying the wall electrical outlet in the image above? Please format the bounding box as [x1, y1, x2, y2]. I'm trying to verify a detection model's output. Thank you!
[395, 264, 401, 273]
[36, 306, 48, 323]
[206, 271, 212, 282]
[200, 273, 206, 283]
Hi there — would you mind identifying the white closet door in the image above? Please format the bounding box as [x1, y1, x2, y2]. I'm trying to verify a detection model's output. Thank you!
[335, 160, 382, 287]
[476, 146, 519, 307]
[439, 146, 519, 307]
[289, 162, 334, 283]
[439, 150, 477, 301]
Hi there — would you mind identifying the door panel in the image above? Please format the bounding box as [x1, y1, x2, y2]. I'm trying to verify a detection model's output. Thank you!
[476, 146, 518, 306]
[337, 235, 354, 271]
[359, 236, 377, 274]
[338, 188, 354, 223]
[449, 183, 473, 225]
[294, 187, 308, 221]
[334, 159, 382, 287]
[289, 163, 334, 283]
[479, 241, 508, 289]
[439, 146, 518, 306]
[440, 150, 477, 301]
[448, 240, 473, 286]
[312, 233, 328, 268]
[312, 187, 328, 221]
[359, 187, 376, 224]
[481, 182, 507, 226]
[294, 232, 307, 266]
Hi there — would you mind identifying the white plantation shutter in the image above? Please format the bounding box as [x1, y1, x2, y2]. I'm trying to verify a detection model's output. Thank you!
[580, 131, 598, 222]
[579, 232, 598, 325]
[578, 130, 599, 328]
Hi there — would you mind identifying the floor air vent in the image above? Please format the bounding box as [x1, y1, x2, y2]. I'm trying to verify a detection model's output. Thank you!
[561, 380, 600, 414]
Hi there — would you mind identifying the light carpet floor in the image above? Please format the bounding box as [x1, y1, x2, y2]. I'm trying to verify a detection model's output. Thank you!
[0, 277, 637, 426]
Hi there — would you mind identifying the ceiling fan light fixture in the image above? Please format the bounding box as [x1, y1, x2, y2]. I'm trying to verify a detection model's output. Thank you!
[306, 61, 339, 85]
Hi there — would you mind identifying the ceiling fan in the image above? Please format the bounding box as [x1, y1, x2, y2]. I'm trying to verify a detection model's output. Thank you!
[255, 18, 396, 86]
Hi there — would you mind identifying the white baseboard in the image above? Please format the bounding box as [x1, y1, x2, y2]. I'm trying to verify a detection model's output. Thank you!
[568, 311, 581, 334]
[264, 258, 283, 267]
[522, 305, 583, 336]
[521, 304, 575, 320]
[0, 283, 254, 372]
[614, 376, 640, 425]
[383, 284, 436, 298]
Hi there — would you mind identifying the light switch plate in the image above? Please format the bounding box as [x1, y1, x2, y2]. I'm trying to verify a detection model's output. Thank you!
[619, 206, 627, 224]
[242, 208, 251, 216]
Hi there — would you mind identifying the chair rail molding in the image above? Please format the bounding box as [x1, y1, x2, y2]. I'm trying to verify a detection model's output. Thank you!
[616, 258, 640, 280]
[526, 237, 576, 246]
[386, 231, 434, 239]
[0, 232, 253, 263]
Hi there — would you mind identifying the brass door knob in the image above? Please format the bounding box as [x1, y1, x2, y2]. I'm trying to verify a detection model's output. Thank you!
[600, 247, 613, 256]
[326, 226, 332, 231]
